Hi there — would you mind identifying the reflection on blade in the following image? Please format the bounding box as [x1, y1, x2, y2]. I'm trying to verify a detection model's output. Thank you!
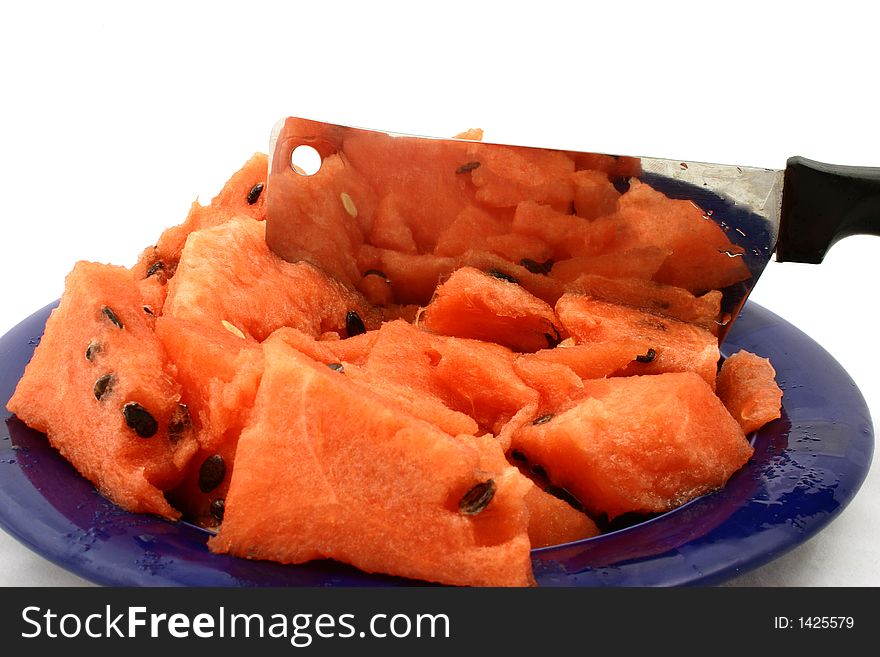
[266, 117, 782, 346]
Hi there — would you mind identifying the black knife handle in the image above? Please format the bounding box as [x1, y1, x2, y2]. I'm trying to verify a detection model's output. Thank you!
[778, 156, 880, 263]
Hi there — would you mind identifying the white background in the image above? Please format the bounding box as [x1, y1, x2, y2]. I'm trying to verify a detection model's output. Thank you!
[0, 1, 877, 586]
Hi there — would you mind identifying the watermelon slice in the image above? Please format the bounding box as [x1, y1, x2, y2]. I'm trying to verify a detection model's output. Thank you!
[420, 266, 562, 353]
[165, 216, 380, 341]
[134, 152, 268, 279]
[716, 350, 783, 434]
[7, 262, 199, 519]
[209, 337, 534, 587]
[511, 372, 753, 519]
[555, 293, 720, 387]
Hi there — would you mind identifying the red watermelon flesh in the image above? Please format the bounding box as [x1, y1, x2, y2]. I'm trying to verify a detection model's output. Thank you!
[357, 245, 458, 306]
[434, 206, 508, 257]
[513, 356, 585, 413]
[458, 251, 565, 306]
[342, 130, 479, 252]
[572, 169, 620, 220]
[266, 151, 375, 288]
[524, 341, 646, 381]
[595, 180, 752, 293]
[555, 293, 720, 387]
[463, 433, 599, 548]
[469, 144, 576, 209]
[511, 200, 616, 259]
[7, 262, 199, 519]
[431, 337, 538, 438]
[550, 246, 672, 284]
[523, 483, 600, 548]
[569, 274, 722, 331]
[209, 337, 534, 587]
[134, 152, 268, 279]
[367, 194, 419, 254]
[165, 216, 380, 341]
[270, 324, 479, 438]
[155, 315, 263, 525]
[511, 372, 752, 519]
[420, 266, 562, 353]
[716, 350, 783, 434]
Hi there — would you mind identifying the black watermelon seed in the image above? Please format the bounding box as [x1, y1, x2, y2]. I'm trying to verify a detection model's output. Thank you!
[345, 310, 366, 337]
[545, 326, 562, 348]
[459, 480, 496, 515]
[169, 403, 191, 442]
[143, 305, 154, 315]
[146, 261, 165, 278]
[246, 182, 264, 205]
[101, 306, 124, 329]
[530, 463, 549, 479]
[363, 269, 389, 281]
[93, 373, 115, 401]
[486, 269, 519, 285]
[85, 341, 102, 361]
[533, 414, 554, 425]
[520, 258, 554, 275]
[544, 485, 585, 512]
[456, 161, 481, 174]
[611, 176, 631, 194]
[210, 498, 225, 523]
[123, 402, 158, 438]
[635, 348, 657, 363]
[326, 362, 345, 373]
[510, 449, 528, 463]
[198, 454, 226, 493]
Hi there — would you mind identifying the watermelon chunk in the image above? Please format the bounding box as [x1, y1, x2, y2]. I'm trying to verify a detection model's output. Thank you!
[511, 372, 753, 519]
[165, 216, 379, 341]
[209, 337, 534, 587]
[555, 293, 720, 387]
[594, 180, 752, 293]
[7, 262, 199, 519]
[134, 152, 268, 278]
[469, 145, 576, 209]
[421, 267, 562, 353]
[511, 200, 616, 259]
[569, 274, 722, 331]
[523, 482, 600, 548]
[155, 315, 264, 525]
[716, 350, 783, 434]
[572, 169, 620, 220]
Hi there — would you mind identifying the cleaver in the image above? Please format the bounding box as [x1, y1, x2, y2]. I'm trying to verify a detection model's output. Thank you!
[264, 116, 880, 343]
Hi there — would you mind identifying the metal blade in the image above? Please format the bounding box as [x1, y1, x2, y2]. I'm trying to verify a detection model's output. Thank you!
[638, 157, 785, 339]
[267, 117, 785, 343]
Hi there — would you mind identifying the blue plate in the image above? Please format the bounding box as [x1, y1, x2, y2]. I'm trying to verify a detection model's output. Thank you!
[0, 300, 873, 586]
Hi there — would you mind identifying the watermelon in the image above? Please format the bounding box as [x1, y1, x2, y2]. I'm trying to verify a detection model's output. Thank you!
[717, 350, 783, 434]
[555, 293, 720, 387]
[568, 274, 722, 331]
[155, 315, 263, 525]
[209, 337, 534, 587]
[134, 152, 268, 279]
[572, 169, 620, 220]
[523, 482, 600, 548]
[6, 139, 786, 587]
[420, 266, 562, 353]
[511, 372, 753, 519]
[165, 216, 380, 341]
[511, 200, 616, 260]
[7, 262, 199, 518]
[592, 180, 752, 293]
